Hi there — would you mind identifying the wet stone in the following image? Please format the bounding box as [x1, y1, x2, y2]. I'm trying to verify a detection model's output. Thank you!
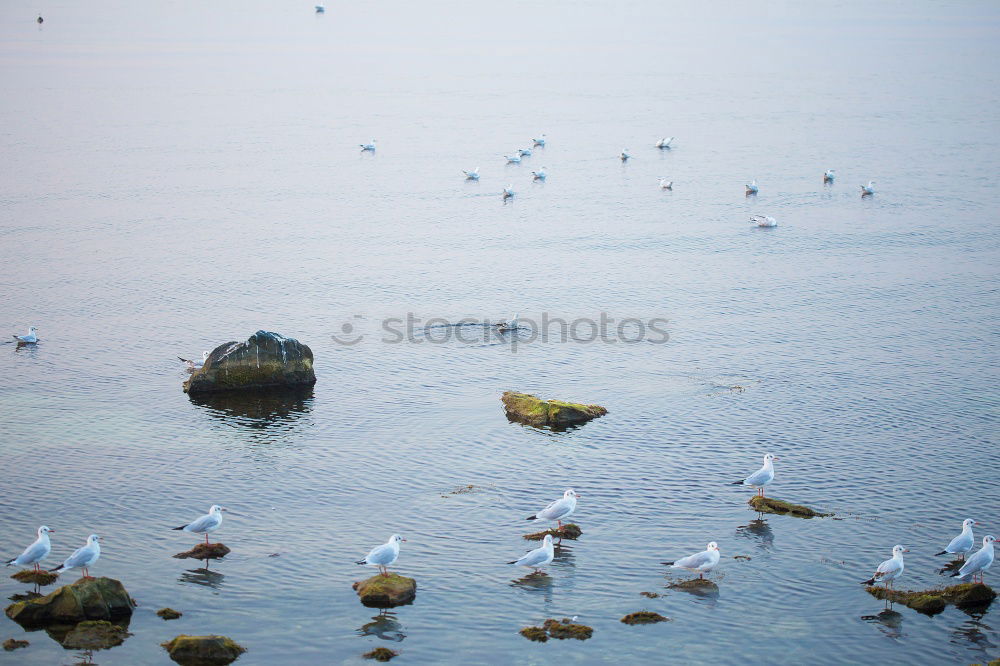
[523, 524, 582, 541]
[173, 543, 231, 560]
[10, 570, 59, 586]
[363, 646, 400, 661]
[162, 635, 247, 666]
[158, 608, 183, 620]
[748, 496, 831, 518]
[620, 611, 670, 625]
[353, 574, 416, 609]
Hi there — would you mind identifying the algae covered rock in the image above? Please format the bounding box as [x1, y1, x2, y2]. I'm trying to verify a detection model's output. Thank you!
[523, 524, 582, 541]
[542, 617, 593, 640]
[158, 608, 183, 620]
[748, 496, 830, 518]
[60, 620, 131, 649]
[10, 570, 59, 586]
[620, 611, 670, 625]
[162, 635, 246, 666]
[353, 574, 416, 608]
[363, 646, 399, 661]
[501, 391, 607, 429]
[866, 582, 996, 615]
[519, 626, 548, 642]
[3, 638, 29, 651]
[5, 577, 134, 628]
[173, 543, 231, 560]
[184, 331, 316, 394]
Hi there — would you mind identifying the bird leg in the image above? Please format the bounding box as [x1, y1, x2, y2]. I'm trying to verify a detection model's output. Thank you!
[204, 534, 210, 545]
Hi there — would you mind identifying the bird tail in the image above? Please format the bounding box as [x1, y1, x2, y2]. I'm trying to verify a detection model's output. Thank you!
[177, 356, 191, 363]
[949, 571, 962, 578]
[172, 525, 187, 531]
[507, 560, 517, 565]
[49, 565, 65, 573]
[730, 480, 744, 485]
[661, 561, 675, 566]
[355, 559, 367, 565]
[861, 577, 876, 585]
[4, 558, 14, 567]
[525, 514, 537, 521]
[933, 550, 947, 556]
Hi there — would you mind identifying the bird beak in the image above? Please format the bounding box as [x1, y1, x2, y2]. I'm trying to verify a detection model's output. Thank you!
[903, 549, 910, 552]
[402, 539, 407, 542]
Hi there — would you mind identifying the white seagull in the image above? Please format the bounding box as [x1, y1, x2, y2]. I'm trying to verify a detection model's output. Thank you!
[532, 134, 546, 148]
[518, 147, 532, 157]
[620, 149, 631, 162]
[172, 505, 226, 545]
[13, 327, 38, 344]
[659, 178, 673, 190]
[663, 541, 721, 579]
[508, 534, 554, 573]
[505, 153, 522, 164]
[360, 139, 376, 152]
[861, 544, 908, 589]
[502, 185, 515, 200]
[861, 180, 875, 196]
[51, 534, 101, 579]
[526, 489, 579, 528]
[733, 453, 778, 497]
[951, 535, 995, 584]
[315, 5, 325, 12]
[935, 518, 979, 560]
[178, 351, 210, 371]
[463, 167, 480, 181]
[655, 137, 674, 149]
[531, 167, 547, 181]
[749, 215, 777, 228]
[745, 179, 759, 195]
[357, 534, 405, 576]
[5, 526, 54, 573]
[497, 313, 520, 333]
[824, 169, 835, 183]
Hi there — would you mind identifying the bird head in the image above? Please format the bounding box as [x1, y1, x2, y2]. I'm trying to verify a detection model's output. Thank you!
[391, 534, 406, 544]
[88, 535, 101, 544]
[708, 541, 720, 551]
[39, 525, 53, 535]
[892, 545, 908, 555]
[964, 518, 978, 528]
[202, 351, 210, 361]
[210, 505, 227, 514]
[764, 453, 778, 463]
[985, 535, 997, 545]
[543, 534, 553, 545]
[564, 488, 580, 499]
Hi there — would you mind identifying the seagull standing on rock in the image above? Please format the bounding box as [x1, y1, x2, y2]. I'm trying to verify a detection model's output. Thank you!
[935, 518, 979, 560]
[861, 180, 875, 196]
[655, 137, 674, 149]
[750, 215, 777, 228]
[509, 534, 554, 573]
[13, 326, 38, 344]
[357, 534, 406, 576]
[5, 526, 54, 573]
[531, 167, 547, 181]
[659, 178, 673, 190]
[505, 152, 521, 164]
[663, 542, 721, 579]
[532, 134, 546, 148]
[173, 505, 226, 545]
[518, 147, 532, 157]
[861, 545, 908, 590]
[745, 179, 759, 196]
[951, 535, 995, 584]
[51, 534, 101, 579]
[824, 169, 835, 183]
[502, 185, 515, 200]
[732, 453, 777, 497]
[178, 351, 209, 371]
[360, 140, 376, 152]
[463, 167, 480, 181]
[526, 489, 579, 529]
[620, 149, 631, 162]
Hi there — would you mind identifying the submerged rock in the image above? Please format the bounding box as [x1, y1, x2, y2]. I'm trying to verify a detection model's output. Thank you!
[184, 331, 316, 394]
[866, 583, 996, 615]
[158, 608, 183, 620]
[363, 646, 400, 661]
[5, 577, 134, 628]
[60, 620, 131, 650]
[519, 626, 549, 642]
[523, 524, 582, 541]
[748, 496, 831, 518]
[162, 635, 246, 666]
[667, 578, 719, 597]
[541, 618, 593, 640]
[3, 638, 29, 651]
[639, 591, 661, 598]
[501, 391, 607, 429]
[620, 611, 670, 625]
[10, 570, 59, 586]
[173, 543, 231, 560]
[353, 574, 416, 608]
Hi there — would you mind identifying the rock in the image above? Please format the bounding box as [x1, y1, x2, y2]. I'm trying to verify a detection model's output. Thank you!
[363, 647, 400, 661]
[162, 635, 246, 666]
[3, 638, 29, 651]
[158, 608, 183, 620]
[353, 574, 416, 608]
[620, 611, 670, 625]
[519, 626, 548, 642]
[733, 555, 752, 561]
[667, 578, 719, 597]
[523, 524, 582, 541]
[501, 391, 607, 429]
[5, 577, 134, 628]
[173, 543, 231, 560]
[10, 570, 59, 586]
[748, 496, 831, 518]
[60, 620, 131, 650]
[520, 618, 593, 642]
[184, 331, 316, 394]
[639, 591, 661, 598]
[865, 583, 996, 615]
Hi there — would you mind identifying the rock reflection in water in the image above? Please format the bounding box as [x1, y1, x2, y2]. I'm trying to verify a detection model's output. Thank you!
[357, 610, 406, 642]
[188, 387, 314, 429]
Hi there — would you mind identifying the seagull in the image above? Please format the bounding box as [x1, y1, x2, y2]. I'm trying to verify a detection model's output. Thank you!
[655, 137, 674, 149]
[732, 453, 777, 497]
[861, 545, 908, 590]
[518, 148, 532, 157]
[951, 535, 995, 584]
[502, 185, 515, 200]
[663, 541, 721, 579]
[620, 149, 631, 162]
[861, 180, 875, 196]
[935, 519, 979, 560]
[356, 534, 405, 576]
[13, 326, 38, 344]
[505, 153, 522, 164]
[526, 489, 579, 528]
[659, 178, 673, 190]
[172, 505, 226, 545]
[463, 167, 480, 181]
[532, 134, 546, 148]
[360, 139, 376, 152]
[5, 526, 54, 573]
[178, 351, 210, 371]
[531, 167, 546, 181]
[315, 5, 325, 12]
[497, 313, 520, 332]
[824, 169, 835, 183]
[508, 534, 554, 573]
[745, 179, 759, 196]
[749, 214, 777, 228]
[50, 534, 100, 579]
[37, 15, 44, 24]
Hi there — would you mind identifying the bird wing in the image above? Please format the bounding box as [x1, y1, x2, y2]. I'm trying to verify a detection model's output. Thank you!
[673, 550, 711, 569]
[946, 532, 972, 553]
[17, 540, 49, 564]
[63, 545, 95, 568]
[958, 548, 990, 576]
[184, 514, 219, 533]
[743, 467, 770, 486]
[515, 547, 547, 567]
[875, 558, 901, 577]
[366, 543, 395, 565]
[537, 498, 570, 521]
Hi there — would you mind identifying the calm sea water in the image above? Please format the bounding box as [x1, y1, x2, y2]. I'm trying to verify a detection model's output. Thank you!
[1, 0, 999, 664]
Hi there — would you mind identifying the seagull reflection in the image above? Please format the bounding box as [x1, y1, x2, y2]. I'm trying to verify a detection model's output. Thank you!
[180, 563, 225, 590]
[953, 616, 996, 649]
[357, 610, 406, 642]
[736, 518, 774, 550]
[861, 608, 904, 640]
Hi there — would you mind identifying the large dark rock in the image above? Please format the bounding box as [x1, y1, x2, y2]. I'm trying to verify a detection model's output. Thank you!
[501, 391, 607, 428]
[173, 543, 231, 560]
[4, 577, 134, 628]
[162, 635, 246, 666]
[184, 331, 316, 394]
[352, 574, 416, 608]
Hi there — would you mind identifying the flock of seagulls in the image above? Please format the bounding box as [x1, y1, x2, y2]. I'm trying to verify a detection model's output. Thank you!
[508, 488, 581, 573]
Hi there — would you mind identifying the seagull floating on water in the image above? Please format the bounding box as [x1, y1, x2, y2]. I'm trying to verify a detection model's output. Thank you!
[497, 313, 520, 332]
[5, 526, 54, 573]
[532, 134, 546, 148]
[824, 169, 835, 183]
[659, 178, 673, 190]
[750, 215, 777, 228]
[173, 505, 226, 545]
[935, 518, 979, 560]
[531, 167, 547, 181]
[663, 541, 721, 579]
[13, 327, 38, 344]
[861, 545, 908, 589]
[620, 149, 631, 162]
[357, 534, 405, 576]
[360, 139, 376, 152]
[951, 535, 995, 584]
[51, 534, 100, 579]
[526, 489, 579, 528]
[732, 453, 777, 497]
[315, 5, 325, 12]
[178, 351, 209, 371]
[508, 534, 554, 573]
[463, 167, 480, 181]
[745, 179, 759, 196]
[655, 137, 674, 149]
[505, 153, 522, 164]
[518, 147, 532, 157]
[502, 185, 515, 200]
[861, 180, 875, 196]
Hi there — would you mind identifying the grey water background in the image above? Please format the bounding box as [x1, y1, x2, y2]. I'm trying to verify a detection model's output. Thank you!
[1, 0, 999, 663]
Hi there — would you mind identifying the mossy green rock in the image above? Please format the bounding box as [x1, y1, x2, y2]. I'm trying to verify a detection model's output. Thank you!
[363, 646, 399, 661]
[748, 495, 830, 518]
[501, 391, 607, 428]
[541, 618, 593, 640]
[184, 331, 316, 394]
[866, 583, 996, 615]
[524, 524, 582, 541]
[621, 611, 670, 625]
[60, 620, 131, 649]
[157, 608, 183, 620]
[10, 570, 58, 586]
[352, 574, 416, 608]
[162, 635, 246, 666]
[173, 543, 231, 560]
[4, 577, 134, 628]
